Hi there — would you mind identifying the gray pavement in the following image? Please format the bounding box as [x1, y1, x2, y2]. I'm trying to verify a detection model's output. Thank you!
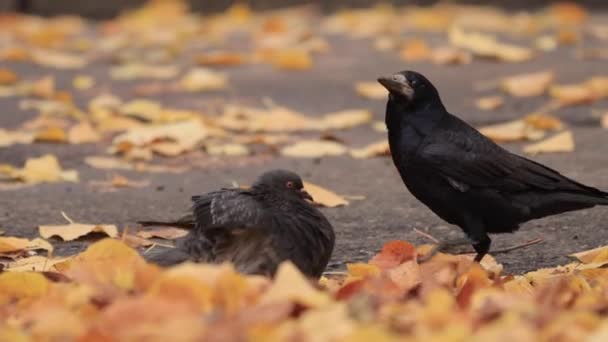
[1, 33, 608, 273]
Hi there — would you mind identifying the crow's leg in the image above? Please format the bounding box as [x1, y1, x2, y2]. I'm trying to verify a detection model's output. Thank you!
[463, 216, 491, 262]
[418, 236, 472, 262]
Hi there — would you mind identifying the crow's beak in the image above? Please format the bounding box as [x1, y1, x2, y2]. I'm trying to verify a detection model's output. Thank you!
[300, 189, 314, 202]
[377, 76, 414, 99]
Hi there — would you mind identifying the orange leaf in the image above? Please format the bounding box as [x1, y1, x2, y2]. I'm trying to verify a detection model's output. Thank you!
[369, 240, 417, 269]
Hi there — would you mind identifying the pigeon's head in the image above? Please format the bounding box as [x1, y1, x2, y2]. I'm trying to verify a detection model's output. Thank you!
[253, 169, 313, 202]
[377, 70, 441, 107]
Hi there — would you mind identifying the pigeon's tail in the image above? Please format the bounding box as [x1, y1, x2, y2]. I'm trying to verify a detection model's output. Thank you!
[142, 245, 191, 267]
[138, 213, 195, 230]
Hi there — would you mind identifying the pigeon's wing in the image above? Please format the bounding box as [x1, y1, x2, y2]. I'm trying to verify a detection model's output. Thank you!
[192, 189, 266, 233]
[418, 126, 605, 195]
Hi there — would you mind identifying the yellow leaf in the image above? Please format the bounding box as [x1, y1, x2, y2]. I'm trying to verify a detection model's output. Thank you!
[349, 140, 390, 159]
[304, 181, 349, 207]
[479, 120, 545, 142]
[431, 46, 472, 65]
[0, 68, 18, 85]
[315, 109, 372, 130]
[84, 156, 134, 171]
[120, 99, 162, 122]
[449, 26, 533, 62]
[570, 245, 608, 264]
[29, 76, 55, 98]
[355, 82, 387, 100]
[39, 223, 118, 241]
[31, 49, 86, 69]
[475, 96, 504, 111]
[179, 68, 228, 92]
[206, 143, 250, 156]
[33, 126, 68, 143]
[10, 154, 78, 184]
[137, 227, 188, 240]
[550, 83, 596, 105]
[0, 129, 34, 147]
[501, 71, 554, 97]
[259, 262, 331, 307]
[195, 52, 247, 66]
[0, 272, 50, 305]
[399, 39, 432, 62]
[110, 63, 179, 80]
[68, 122, 101, 144]
[281, 140, 347, 158]
[523, 131, 575, 155]
[6, 255, 70, 272]
[72, 75, 95, 90]
[271, 49, 312, 70]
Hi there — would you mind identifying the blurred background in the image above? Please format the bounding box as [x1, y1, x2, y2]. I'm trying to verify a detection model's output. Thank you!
[3, 0, 608, 17]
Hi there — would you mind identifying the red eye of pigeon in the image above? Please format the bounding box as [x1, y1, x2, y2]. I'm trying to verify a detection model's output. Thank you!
[286, 181, 294, 188]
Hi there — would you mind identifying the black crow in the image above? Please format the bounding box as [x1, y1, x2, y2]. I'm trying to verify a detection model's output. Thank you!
[139, 169, 335, 278]
[378, 70, 608, 262]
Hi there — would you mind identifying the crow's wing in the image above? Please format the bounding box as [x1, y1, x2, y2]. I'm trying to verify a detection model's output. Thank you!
[192, 189, 266, 232]
[418, 125, 606, 196]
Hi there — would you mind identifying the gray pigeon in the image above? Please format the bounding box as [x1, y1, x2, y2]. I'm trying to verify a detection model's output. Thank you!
[139, 170, 335, 278]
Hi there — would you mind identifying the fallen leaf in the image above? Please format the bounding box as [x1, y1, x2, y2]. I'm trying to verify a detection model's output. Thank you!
[501, 71, 554, 97]
[281, 140, 347, 158]
[259, 262, 331, 307]
[431, 46, 472, 65]
[523, 113, 564, 131]
[110, 63, 179, 80]
[270, 49, 312, 70]
[303, 182, 349, 207]
[479, 119, 545, 142]
[475, 96, 504, 111]
[549, 83, 597, 105]
[355, 82, 387, 100]
[523, 131, 575, 155]
[7, 154, 78, 184]
[349, 140, 390, 159]
[33, 126, 68, 143]
[5, 256, 69, 272]
[84, 156, 134, 171]
[399, 39, 432, 62]
[0, 68, 18, 85]
[67, 122, 101, 144]
[206, 143, 250, 156]
[0, 129, 34, 147]
[370, 240, 417, 269]
[89, 175, 150, 192]
[29, 76, 55, 98]
[119, 99, 162, 122]
[30, 49, 86, 69]
[72, 75, 95, 90]
[315, 109, 372, 130]
[137, 228, 188, 240]
[449, 26, 533, 62]
[178, 68, 227, 92]
[0, 236, 53, 254]
[195, 52, 246, 66]
[602, 113, 608, 128]
[39, 222, 118, 241]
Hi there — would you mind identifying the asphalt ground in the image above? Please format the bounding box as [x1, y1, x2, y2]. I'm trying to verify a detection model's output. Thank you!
[1, 31, 608, 273]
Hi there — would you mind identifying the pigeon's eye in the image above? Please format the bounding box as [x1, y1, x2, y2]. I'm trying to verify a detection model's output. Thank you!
[286, 181, 294, 188]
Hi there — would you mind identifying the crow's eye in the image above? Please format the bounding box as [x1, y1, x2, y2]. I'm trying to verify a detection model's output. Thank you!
[286, 181, 294, 188]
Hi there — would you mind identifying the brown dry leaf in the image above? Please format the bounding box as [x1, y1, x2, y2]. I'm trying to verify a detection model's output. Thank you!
[30, 76, 55, 98]
[523, 131, 575, 155]
[39, 220, 118, 241]
[206, 143, 250, 156]
[281, 140, 347, 158]
[399, 39, 432, 62]
[523, 113, 564, 131]
[0, 129, 34, 147]
[84, 156, 134, 171]
[501, 71, 554, 97]
[0, 68, 18, 85]
[178, 68, 228, 92]
[219, 104, 310, 132]
[110, 63, 180, 80]
[430, 46, 472, 65]
[137, 228, 188, 240]
[271, 49, 312, 70]
[195, 52, 247, 66]
[259, 262, 331, 307]
[112, 120, 208, 157]
[4, 256, 69, 272]
[68, 122, 101, 144]
[602, 113, 608, 128]
[119, 99, 162, 122]
[315, 109, 372, 130]
[549, 83, 597, 105]
[303, 182, 349, 208]
[479, 119, 545, 142]
[449, 26, 533, 62]
[72, 75, 95, 90]
[570, 246, 608, 264]
[7, 154, 78, 184]
[349, 140, 390, 159]
[30, 49, 86, 69]
[355, 82, 387, 100]
[33, 126, 68, 143]
[475, 96, 504, 111]
[0, 236, 53, 254]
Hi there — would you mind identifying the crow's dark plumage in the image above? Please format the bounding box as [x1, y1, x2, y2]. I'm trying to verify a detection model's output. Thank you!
[139, 170, 335, 278]
[378, 70, 608, 262]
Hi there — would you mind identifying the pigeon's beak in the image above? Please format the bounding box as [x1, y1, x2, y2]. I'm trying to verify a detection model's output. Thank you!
[300, 188, 314, 202]
[377, 76, 414, 99]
